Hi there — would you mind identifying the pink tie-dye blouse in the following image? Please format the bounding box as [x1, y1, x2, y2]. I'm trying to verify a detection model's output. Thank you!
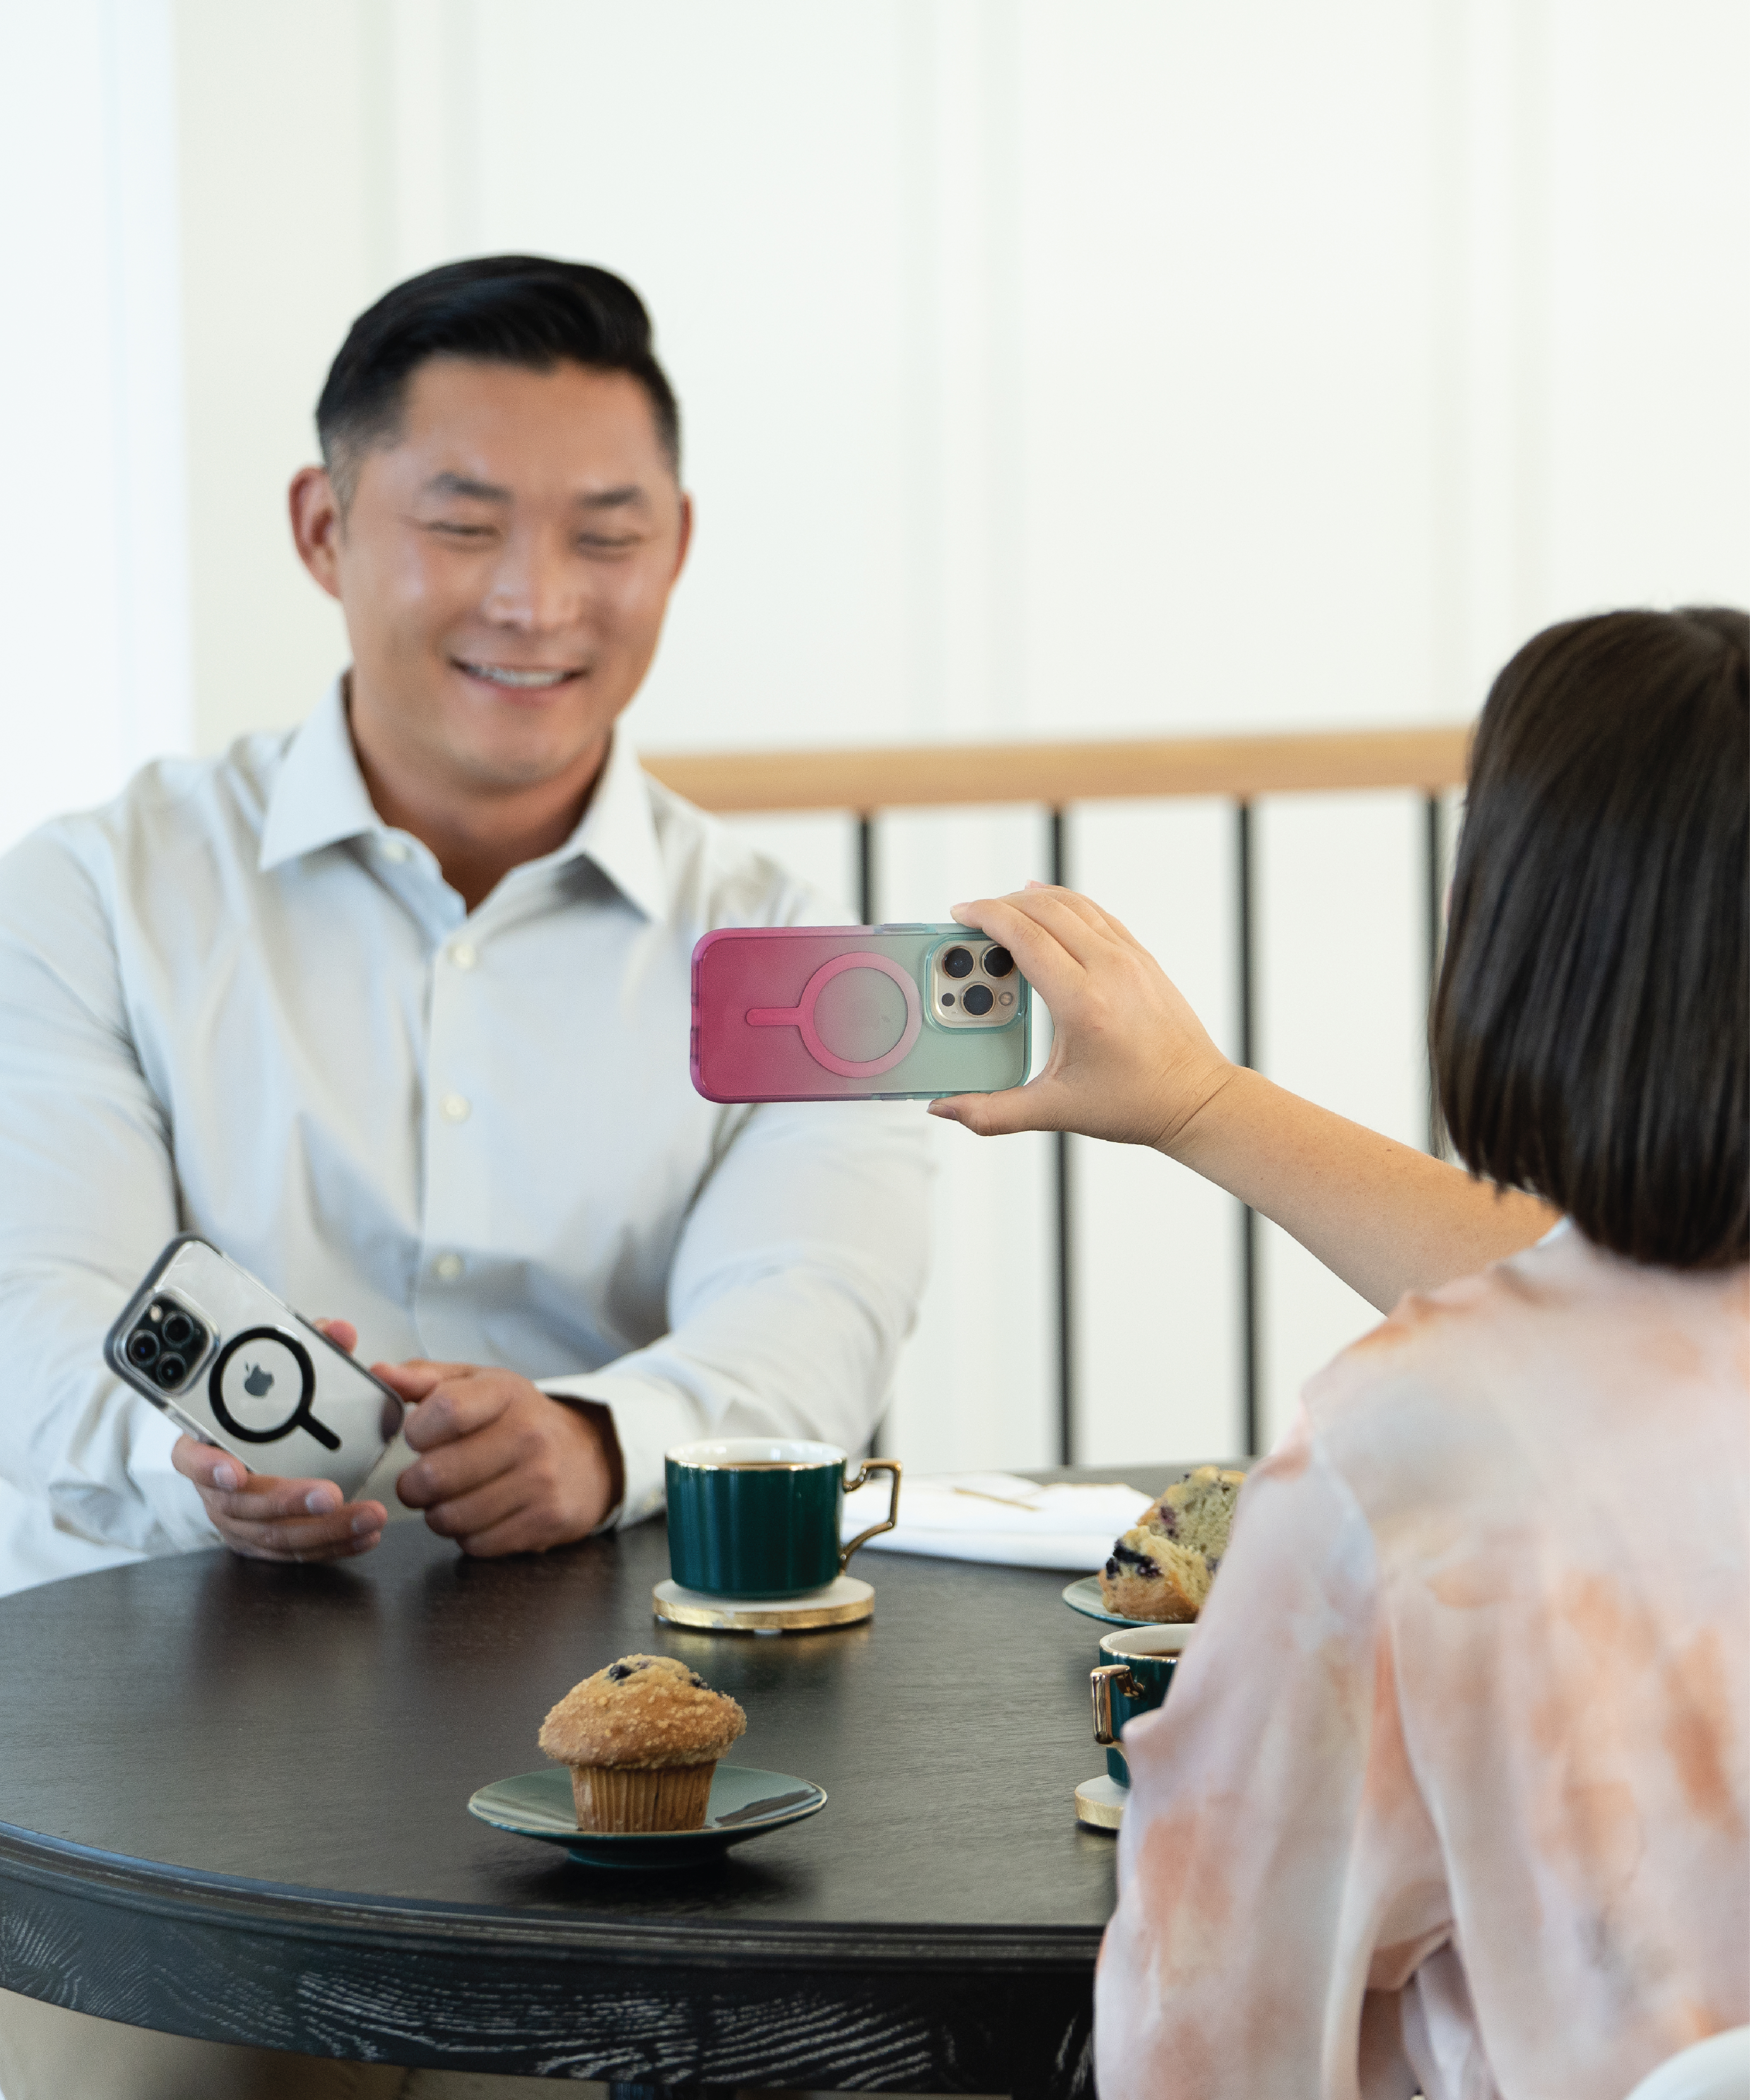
[1097, 1226, 1748, 2099]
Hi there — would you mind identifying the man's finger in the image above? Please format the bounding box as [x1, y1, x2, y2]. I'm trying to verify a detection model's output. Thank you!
[399, 1376, 512, 1452]
[397, 1423, 519, 1508]
[417, 1470, 527, 1543]
[225, 1507, 387, 1559]
[312, 1317, 359, 1354]
[452, 1509, 553, 1559]
[372, 1358, 466, 1402]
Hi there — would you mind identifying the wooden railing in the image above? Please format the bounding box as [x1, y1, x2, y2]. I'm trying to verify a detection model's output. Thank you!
[643, 724, 1473, 1462]
[643, 724, 1469, 814]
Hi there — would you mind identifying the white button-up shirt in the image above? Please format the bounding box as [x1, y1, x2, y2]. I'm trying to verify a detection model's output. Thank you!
[0, 683, 931, 1596]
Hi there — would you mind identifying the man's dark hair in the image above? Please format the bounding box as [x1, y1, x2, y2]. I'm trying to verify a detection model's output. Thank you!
[1433, 605, 1749, 1268]
[315, 255, 680, 504]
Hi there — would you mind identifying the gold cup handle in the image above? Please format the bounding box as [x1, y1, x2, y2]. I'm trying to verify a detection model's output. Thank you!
[1091, 1662, 1141, 1747]
[840, 1457, 902, 1571]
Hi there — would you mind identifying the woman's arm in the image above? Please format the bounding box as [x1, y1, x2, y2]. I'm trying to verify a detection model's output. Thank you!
[928, 885, 1554, 1313]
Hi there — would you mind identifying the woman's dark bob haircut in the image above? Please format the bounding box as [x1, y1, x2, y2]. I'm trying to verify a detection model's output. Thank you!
[1434, 605, 1748, 1269]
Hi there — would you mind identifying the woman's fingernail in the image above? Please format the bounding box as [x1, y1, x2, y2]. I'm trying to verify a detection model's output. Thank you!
[213, 1464, 241, 1491]
[305, 1487, 339, 1515]
[352, 1512, 381, 1537]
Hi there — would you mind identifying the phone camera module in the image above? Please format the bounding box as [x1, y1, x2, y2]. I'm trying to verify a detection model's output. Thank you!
[126, 1328, 160, 1368]
[154, 1353, 188, 1388]
[942, 946, 976, 979]
[983, 946, 1015, 978]
[962, 983, 995, 1016]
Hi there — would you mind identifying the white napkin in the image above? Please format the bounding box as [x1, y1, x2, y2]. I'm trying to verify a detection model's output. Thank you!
[840, 1470, 1151, 1572]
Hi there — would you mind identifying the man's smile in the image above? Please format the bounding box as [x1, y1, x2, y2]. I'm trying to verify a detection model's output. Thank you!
[453, 659, 585, 690]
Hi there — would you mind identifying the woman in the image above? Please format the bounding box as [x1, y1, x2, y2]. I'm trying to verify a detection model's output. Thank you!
[937, 607, 1748, 2095]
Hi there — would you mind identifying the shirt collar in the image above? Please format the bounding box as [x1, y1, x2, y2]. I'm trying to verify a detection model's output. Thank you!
[258, 679, 385, 872]
[555, 717, 668, 924]
[258, 677, 669, 922]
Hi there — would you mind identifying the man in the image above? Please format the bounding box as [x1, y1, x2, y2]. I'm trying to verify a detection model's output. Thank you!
[0, 255, 930, 1596]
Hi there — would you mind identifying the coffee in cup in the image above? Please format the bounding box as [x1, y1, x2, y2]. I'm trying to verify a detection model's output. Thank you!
[665, 1438, 901, 1599]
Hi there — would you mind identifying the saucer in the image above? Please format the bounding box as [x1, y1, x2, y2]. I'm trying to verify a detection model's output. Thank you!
[1074, 1774, 1127, 1831]
[1061, 1574, 1153, 1628]
[652, 1573, 874, 1633]
[468, 1764, 827, 1868]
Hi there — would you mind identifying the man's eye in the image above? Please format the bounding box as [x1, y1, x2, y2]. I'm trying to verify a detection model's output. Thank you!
[424, 520, 495, 539]
[577, 534, 641, 554]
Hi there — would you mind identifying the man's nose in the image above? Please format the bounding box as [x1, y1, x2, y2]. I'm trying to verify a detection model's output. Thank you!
[480, 530, 581, 631]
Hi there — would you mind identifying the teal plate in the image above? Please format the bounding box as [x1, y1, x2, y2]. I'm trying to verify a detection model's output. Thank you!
[468, 1764, 827, 1869]
[1060, 1574, 1152, 1629]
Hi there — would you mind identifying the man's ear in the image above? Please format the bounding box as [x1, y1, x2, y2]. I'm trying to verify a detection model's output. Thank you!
[671, 491, 694, 583]
[289, 466, 344, 601]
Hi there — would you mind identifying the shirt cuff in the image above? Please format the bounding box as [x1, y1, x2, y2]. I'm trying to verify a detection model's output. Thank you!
[538, 1372, 707, 1531]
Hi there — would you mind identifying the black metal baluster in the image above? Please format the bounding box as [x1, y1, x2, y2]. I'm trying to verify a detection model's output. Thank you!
[857, 813, 876, 927]
[1237, 801, 1259, 1457]
[862, 811, 884, 1460]
[1049, 808, 1073, 1467]
[1424, 791, 1444, 1157]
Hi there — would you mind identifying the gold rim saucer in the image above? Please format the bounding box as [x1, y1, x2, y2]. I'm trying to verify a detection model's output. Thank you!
[1074, 1774, 1128, 1830]
[652, 1573, 874, 1633]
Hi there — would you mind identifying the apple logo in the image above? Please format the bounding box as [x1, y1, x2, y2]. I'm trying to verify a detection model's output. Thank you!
[242, 1363, 275, 1398]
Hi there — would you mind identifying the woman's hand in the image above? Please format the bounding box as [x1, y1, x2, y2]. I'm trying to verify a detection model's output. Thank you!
[927, 885, 1235, 1152]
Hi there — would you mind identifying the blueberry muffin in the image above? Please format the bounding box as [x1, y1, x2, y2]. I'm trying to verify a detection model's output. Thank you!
[1099, 1466, 1247, 1622]
[538, 1654, 747, 1832]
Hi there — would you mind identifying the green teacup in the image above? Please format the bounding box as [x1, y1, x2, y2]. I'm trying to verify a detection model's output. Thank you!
[665, 1438, 902, 1599]
[1090, 1623, 1194, 1785]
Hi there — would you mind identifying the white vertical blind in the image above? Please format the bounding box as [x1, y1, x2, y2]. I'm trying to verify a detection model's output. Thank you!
[0, 0, 190, 854]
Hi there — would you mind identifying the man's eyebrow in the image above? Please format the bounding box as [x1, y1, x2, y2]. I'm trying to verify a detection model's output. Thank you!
[425, 471, 512, 502]
[577, 485, 648, 511]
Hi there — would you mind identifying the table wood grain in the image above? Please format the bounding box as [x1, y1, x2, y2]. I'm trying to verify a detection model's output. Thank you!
[0, 1463, 1202, 2095]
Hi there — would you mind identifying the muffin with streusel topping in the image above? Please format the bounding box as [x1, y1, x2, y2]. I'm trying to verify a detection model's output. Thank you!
[538, 1654, 747, 1832]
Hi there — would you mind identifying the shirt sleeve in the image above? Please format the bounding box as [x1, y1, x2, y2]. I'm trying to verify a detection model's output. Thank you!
[0, 829, 219, 1562]
[541, 1094, 932, 1526]
[1094, 1407, 1451, 2100]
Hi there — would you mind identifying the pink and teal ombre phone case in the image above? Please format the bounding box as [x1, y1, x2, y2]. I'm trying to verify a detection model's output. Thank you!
[691, 924, 1032, 1103]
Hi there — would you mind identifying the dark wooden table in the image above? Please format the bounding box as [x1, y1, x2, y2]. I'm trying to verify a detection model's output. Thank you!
[0, 1465, 1193, 2096]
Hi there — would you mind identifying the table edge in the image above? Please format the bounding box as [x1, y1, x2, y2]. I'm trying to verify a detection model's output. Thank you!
[0, 1822, 1105, 1974]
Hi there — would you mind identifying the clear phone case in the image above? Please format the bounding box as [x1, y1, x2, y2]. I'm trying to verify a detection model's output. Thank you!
[691, 924, 1031, 1103]
[103, 1234, 404, 1498]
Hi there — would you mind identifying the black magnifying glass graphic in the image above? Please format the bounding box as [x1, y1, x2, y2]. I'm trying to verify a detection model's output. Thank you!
[207, 1328, 341, 1452]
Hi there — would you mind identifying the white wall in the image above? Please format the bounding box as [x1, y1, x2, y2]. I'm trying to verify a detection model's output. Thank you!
[5, 1, 1746, 1469]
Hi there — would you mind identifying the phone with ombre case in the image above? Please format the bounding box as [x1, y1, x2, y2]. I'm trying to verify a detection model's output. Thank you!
[690, 924, 1031, 1103]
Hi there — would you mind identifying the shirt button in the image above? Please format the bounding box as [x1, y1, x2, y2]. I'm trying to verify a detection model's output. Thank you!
[379, 837, 410, 863]
[433, 1253, 464, 1283]
[440, 1092, 472, 1123]
[448, 941, 478, 970]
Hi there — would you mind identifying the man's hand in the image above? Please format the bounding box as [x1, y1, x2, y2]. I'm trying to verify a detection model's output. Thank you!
[172, 1318, 389, 1562]
[378, 1360, 622, 1556]
[927, 884, 1236, 1155]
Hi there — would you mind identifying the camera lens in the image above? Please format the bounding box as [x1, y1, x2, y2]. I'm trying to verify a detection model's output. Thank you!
[963, 983, 995, 1015]
[940, 992, 955, 1007]
[154, 1353, 187, 1388]
[942, 946, 975, 979]
[161, 1311, 196, 1349]
[126, 1328, 160, 1368]
[983, 946, 1014, 978]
